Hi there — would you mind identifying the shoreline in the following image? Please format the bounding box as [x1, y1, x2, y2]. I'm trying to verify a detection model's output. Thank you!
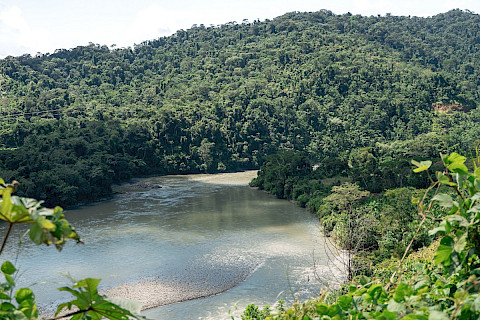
[101, 275, 249, 311]
[64, 170, 259, 210]
[61, 170, 259, 209]
[100, 259, 262, 311]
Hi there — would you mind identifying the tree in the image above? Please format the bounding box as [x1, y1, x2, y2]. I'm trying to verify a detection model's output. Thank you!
[242, 151, 480, 319]
[319, 183, 374, 281]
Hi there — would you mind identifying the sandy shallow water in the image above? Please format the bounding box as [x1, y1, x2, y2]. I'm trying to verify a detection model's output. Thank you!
[11, 170, 338, 319]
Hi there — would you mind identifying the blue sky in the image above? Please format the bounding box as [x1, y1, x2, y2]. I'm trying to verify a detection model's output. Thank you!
[0, 0, 479, 58]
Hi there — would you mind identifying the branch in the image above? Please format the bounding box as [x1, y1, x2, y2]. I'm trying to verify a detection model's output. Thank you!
[45, 307, 93, 320]
[0, 223, 13, 255]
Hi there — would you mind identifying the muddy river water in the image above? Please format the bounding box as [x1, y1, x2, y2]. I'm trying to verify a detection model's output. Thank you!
[1, 171, 340, 319]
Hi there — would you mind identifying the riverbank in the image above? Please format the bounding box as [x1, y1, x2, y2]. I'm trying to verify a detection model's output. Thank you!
[112, 170, 258, 195]
[101, 274, 252, 311]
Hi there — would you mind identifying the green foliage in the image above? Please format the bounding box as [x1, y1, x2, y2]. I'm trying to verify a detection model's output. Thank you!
[241, 304, 272, 320]
[2, 10, 480, 206]
[254, 150, 435, 268]
[240, 151, 480, 319]
[57, 278, 146, 320]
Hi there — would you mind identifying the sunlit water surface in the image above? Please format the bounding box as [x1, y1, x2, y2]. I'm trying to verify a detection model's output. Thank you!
[0, 172, 338, 319]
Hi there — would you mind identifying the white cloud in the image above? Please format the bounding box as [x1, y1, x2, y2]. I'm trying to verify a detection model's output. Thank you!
[0, 6, 51, 57]
[123, 3, 183, 45]
[0, 6, 28, 31]
[1, 0, 480, 57]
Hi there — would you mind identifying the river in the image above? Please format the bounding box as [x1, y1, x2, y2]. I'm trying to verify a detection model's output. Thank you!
[0, 171, 341, 319]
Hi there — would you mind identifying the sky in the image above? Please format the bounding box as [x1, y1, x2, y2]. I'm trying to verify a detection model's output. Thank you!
[0, 0, 479, 58]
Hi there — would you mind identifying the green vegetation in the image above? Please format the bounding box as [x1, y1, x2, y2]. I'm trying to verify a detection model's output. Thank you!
[2, 7, 480, 319]
[251, 149, 439, 277]
[0, 179, 146, 319]
[241, 152, 480, 319]
[2, 10, 480, 206]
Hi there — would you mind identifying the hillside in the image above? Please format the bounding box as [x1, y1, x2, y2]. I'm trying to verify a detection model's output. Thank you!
[1, 9, 480, 206]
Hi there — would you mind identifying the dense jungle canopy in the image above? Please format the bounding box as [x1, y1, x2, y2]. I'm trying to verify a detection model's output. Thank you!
[1, 9, 480, 206]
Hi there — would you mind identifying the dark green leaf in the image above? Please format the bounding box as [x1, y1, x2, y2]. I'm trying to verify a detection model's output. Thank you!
[394, 283, 412, 302]
[337, 295, 353, 310]
[1, 261, 16, 275]
[316, 303, 329, 315]
[4, 274, 14, 287]
[379, 310, 398, 320]
[434, 245, 453, 266]
[0, 293, 10, 300]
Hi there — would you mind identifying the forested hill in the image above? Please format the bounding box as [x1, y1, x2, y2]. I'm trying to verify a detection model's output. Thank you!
[1, 9, 480, 207]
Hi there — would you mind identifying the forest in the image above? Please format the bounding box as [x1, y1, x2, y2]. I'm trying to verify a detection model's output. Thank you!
[1, 9, 480, 206]
[1, 7, 480, 320]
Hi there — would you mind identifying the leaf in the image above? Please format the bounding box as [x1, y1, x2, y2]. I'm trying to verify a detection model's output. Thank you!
[444, 153, 466, 165]
[0, 302, 15, 311]
[429, 221, 451, 236]
[327, 304, 341, 317]
[57, 278, 148, 320]
[74, 278, 101, 297]
[1, 261, 16, 275]
[428, 226, 446, 236]
[105, 297, 143, 316]
[0, 189, 13, 220]
[394, 283, 412, 302]
[454, 233, 467, 253]
[337, 295, 353, 310]
[367, 284, 383, 302]
[349, 284, 357, 293]
[15, 288, 34, 304]
[432, 194, 457, 209]
[94, 299, 148, 320]
[434, 245, 453, 266]
[446, 215, 469, 227]
[36, 216, 55, 230]
[379, 310, 398, 320]
[471, 192, 480, 202]
[55, 301, 73, 315]
[412, 160, 432, 173]
[316, 303, 329, 315]
[402, 314, 428, 319]
[0, 292, 10, 300]
[440, 235, 454, 247]
[444, 153, 468, 175]
[473, 295, 480, 312]
[387, 299, 406, 313]
[436, 172, 457, 186]
[4, 274, 14, 287]
[28, 206, 82, 250]
[428, 310, 450, 320]
[29, 223, 44, 246]
[358, 275, 370, 286]
[414, 280, 429, 292]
